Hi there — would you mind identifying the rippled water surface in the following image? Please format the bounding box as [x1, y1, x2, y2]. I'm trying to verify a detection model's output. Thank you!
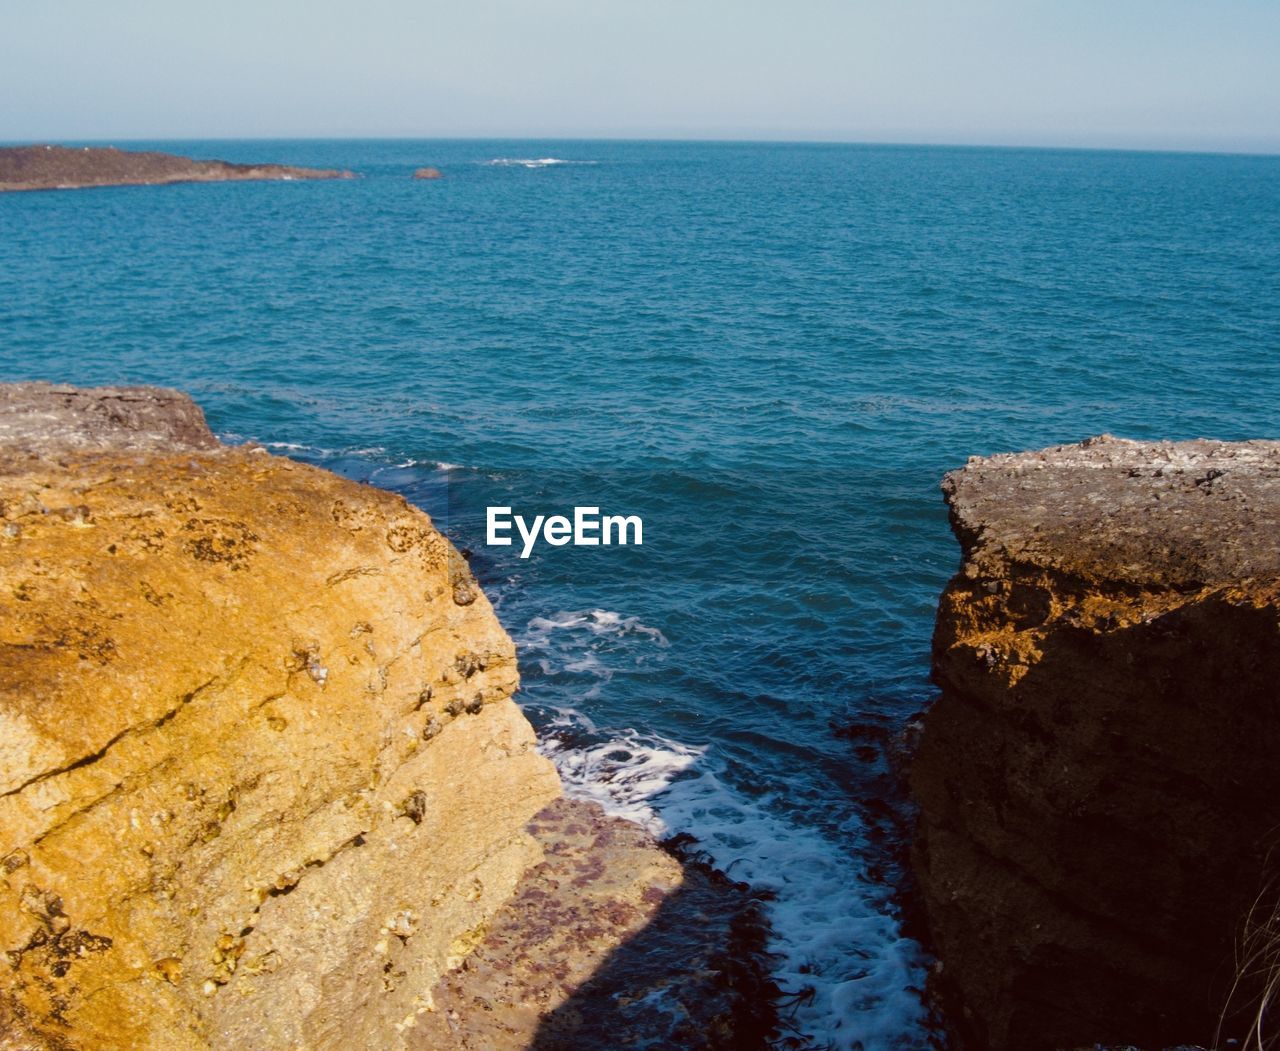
[4, 140, 1278, 1048]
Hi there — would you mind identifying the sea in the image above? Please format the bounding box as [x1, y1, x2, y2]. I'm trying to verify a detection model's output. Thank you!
[3, 139, 1278, 1049]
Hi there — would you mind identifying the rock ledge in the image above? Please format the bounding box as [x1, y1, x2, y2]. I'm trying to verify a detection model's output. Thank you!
[912, 435, 1280, 1049]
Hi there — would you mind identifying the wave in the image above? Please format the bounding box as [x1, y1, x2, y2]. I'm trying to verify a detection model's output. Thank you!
[486, 157, 598, 169]
[220, 435, 481, 476]
[534, 706, 930, 1051]
[526, 608, 670, 647]
[516, 609, 930, 1051]
[365, 457, 471, 472]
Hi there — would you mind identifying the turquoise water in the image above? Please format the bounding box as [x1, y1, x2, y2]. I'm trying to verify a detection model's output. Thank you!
[4, 140, 1279, 1048]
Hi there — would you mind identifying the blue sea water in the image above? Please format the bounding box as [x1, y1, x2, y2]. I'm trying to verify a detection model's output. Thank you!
[3, 139, 1279, 1048]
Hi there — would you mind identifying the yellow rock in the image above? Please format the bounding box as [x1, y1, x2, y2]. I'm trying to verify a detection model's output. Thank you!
[0, 393, 560, 1049]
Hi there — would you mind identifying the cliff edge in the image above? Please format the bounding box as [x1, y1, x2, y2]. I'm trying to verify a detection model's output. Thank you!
[0, 146, 352, 193]
[911, 435, 1280, 1049]
[0, 383, 773, 1049]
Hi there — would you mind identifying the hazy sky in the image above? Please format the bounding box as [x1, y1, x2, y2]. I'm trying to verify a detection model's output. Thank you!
[4, 0, 1278, 152]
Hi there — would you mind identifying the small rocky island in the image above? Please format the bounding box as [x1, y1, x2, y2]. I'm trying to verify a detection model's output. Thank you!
[0, 383, 773, 1049]
[911, 435, 1280, 1049]
[0, 145, 353, 193]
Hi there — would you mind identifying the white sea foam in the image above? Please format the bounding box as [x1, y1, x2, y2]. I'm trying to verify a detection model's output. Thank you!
[519, 611, 931, 1051]
[260, 440, 314, 452]
[486, 157, 598, 169]
[526, 608, 670, 647]
[235, 439, 471, 475]
[537, 710, 703, 831]
[369, 458, 469, 472]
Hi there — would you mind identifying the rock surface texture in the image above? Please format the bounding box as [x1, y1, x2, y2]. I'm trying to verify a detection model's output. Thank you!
[0, 383, 771, 1050]
[0, 145, 352, 192]
[910, 435, 1280, 1049]
[411, 168, 444, 180]
[0, 382, 559, 1048]
[411, 798, 773, 1050]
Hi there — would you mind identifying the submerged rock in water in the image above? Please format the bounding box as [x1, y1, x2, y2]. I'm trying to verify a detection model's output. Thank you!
[410, 798, 777, 1050]
[0, 382, 773, 1049]
[412, 167, 444, 180]
[910, 435, 1280, 1049]
[0, 144, 353, 192]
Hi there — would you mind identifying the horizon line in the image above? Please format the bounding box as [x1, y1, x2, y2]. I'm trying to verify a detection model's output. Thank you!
[3, 133, 1279, 161]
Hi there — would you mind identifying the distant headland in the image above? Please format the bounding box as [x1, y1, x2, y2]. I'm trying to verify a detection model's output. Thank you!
[0, 145, 353, 193]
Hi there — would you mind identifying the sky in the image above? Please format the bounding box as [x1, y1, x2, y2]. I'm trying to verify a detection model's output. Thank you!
[3, 0, 1278, 153]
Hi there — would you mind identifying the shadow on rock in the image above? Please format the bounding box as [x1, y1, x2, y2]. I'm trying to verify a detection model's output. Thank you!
[410, 797, 781, 1050]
